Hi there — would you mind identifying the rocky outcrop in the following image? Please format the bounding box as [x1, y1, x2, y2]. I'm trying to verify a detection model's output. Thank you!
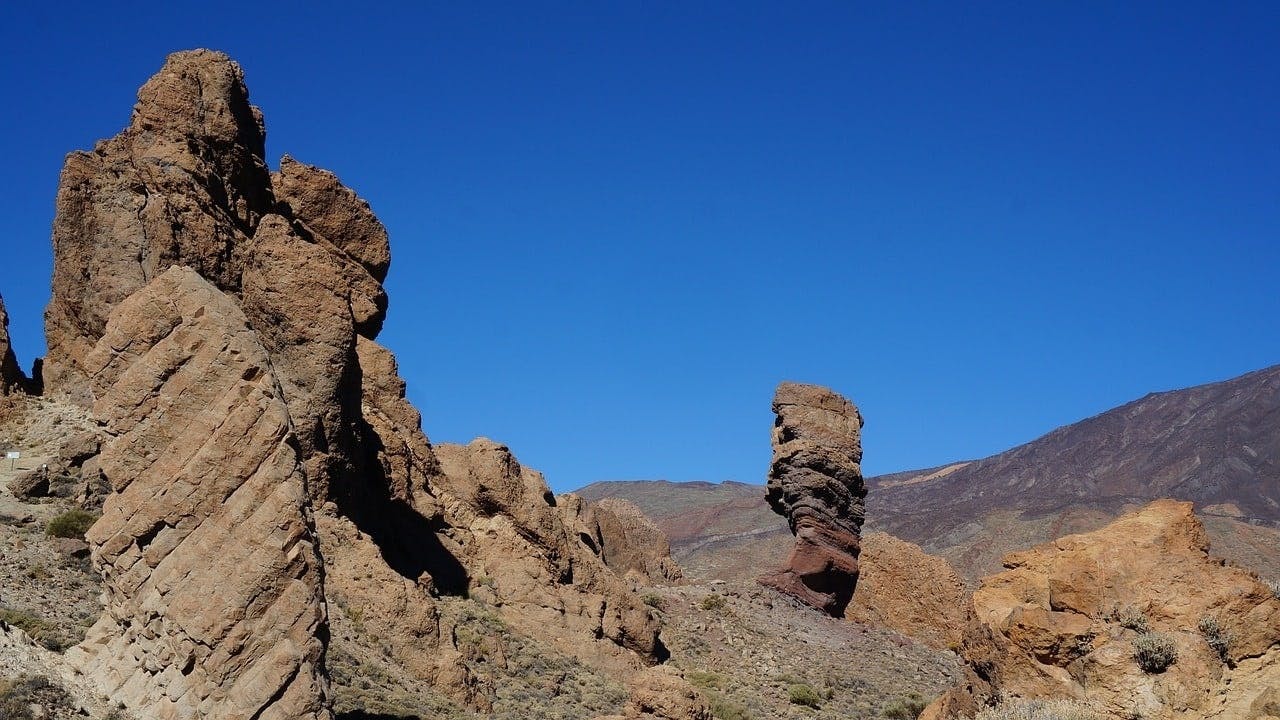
[760, 381, 866, 616]
[847, 533, 970, 649]
[580, 497, 683, 584]
[436, 440, 667, 669]
[45, 48, 675, 717]
[924, 500, 1280, 720]
[65, 266, 331, 720]
[1, 294, 29, 395]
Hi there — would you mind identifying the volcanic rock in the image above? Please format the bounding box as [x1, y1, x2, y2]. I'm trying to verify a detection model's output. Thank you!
[582, 497, 684, 584]
[0, 294, 28, 395]
[760, 381, 866, 616]
[924, 500, 1280, 720]
[65, 266, 331, 720]
[847, 532, 970, 649]
[8, 469, 49, 499]
[43, 48, 682, 718]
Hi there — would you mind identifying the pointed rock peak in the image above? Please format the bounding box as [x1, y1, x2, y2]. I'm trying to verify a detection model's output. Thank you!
[0, 293, 30, 395]
[274, 154, 392, 282]
[131, 48, 266, 158]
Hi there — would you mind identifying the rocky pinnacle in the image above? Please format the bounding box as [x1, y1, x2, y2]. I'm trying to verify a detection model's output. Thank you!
[759, 381, 866, 616]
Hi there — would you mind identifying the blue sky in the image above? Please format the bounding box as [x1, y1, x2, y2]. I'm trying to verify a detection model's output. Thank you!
[2, 2, 1277, 492]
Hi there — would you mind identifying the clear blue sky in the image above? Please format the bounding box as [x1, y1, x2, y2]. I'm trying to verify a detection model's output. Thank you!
[2, 2, 1277, 492]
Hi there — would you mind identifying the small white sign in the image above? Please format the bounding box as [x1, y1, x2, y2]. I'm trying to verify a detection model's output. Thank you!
[4, 452, 19, 460]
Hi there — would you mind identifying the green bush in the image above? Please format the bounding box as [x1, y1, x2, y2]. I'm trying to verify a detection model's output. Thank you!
[45, 509, 98, 539]
[882, 692, 927, 719]
[1132, 631, 1177, 673]
[642, 593, 665, 610]
[700, 594, 727, 612]
[1198, 616, 1233, 664]
[787, 683, 821, 708]
[687, 671, 726, 690]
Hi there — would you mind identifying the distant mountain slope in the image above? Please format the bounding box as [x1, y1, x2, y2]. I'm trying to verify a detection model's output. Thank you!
[576, 364, 1280, 583]
[574, 480, 791, 581]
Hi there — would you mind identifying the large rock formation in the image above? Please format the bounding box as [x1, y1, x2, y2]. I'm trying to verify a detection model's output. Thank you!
[44, 49, 675, 717]
[1, 294, 28, 394]
[923, 500, 1280, 720]
[760, 382, 866, 616]
[847, 533, 971, 649]
[578, 497, 684, 584]
[65, 267, 331, 719]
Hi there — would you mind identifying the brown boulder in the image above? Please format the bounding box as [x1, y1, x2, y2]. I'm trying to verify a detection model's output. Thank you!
[848, 532, 970, 649]
[760, 381, 866, 616]
[927, 500, 1280, 719]
[8, 468, 49, 499]
[65, 266, 331, 720]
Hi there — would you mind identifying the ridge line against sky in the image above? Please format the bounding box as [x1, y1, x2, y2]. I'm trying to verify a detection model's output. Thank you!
[1, 2, 1277, 491]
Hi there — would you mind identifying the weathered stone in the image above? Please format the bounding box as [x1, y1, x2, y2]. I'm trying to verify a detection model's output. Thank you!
[64, 266, 331, 720]
[925, 500, 1280, 720]
[8, 469, 49, 499]
[581, 497, 683, 584]
[44, 50, 275, 403]
[847, 532, 970, 649]
[274, 155, 391, 282]
[0, 293, 29, 395]
[760, 382, 866, 616]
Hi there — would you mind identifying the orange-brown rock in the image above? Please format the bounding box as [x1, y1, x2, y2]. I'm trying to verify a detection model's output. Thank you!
[65, 266, 331, 720]
[581, 497, 683, 584]
[848, 532, 970, 649]
[0, 294, 28, 395]
[925, 500, 1280, 720]
[44, 48, 682, 718]
[44, 50, 272, 403]
[435, 439, 667, 669]
[760, 381, 866, 616]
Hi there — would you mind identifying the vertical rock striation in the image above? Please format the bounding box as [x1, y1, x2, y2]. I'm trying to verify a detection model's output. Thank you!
[760, 381, 866, 616]
[45, 48, 675, 716]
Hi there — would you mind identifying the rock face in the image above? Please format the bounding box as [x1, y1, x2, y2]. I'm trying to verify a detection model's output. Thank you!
[847, 533, 970, 649]
[582, 497, 684, 584]
[65, 267, 331, 720]
[760, 382, 866, 616]
[44, 49, 676, 717]
[924, 500, 1280, 720]
[1, 294, 29, 394]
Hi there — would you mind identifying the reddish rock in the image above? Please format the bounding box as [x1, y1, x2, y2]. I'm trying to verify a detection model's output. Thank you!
[848, 532, 970, 649]
[0, 294, 28, 395]
[760, 382, 866, 616]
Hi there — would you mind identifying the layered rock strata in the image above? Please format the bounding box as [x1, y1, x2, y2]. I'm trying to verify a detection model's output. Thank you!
[46, 48, 673, 716]
[923, 500, 1280, 720]
[65, 267, 331, 720]
[760, 381, 866, 615]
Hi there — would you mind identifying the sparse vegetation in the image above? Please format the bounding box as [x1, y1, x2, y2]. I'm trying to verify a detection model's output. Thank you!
[0, 675, 75, 720]
[1198, 615, 1233, 664]
[881, 691, 927, 718]
[642, 593, 665, 610]
[687, 670, 727, 690]
[973, 697, 1101, 720]
[1265, 579, 1280, 600]
[1110, 605, 1150, 632]
[45, 508, 98, 539]
[700, 593, 727, 611]
[708, 694, 751, 720]
[1132, 631, 1177, 673]
[0, 606, 76, 651]
[787, 683, 821, 708]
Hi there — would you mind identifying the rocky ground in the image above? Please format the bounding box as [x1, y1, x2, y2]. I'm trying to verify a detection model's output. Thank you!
[653, 581, 961, 720]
